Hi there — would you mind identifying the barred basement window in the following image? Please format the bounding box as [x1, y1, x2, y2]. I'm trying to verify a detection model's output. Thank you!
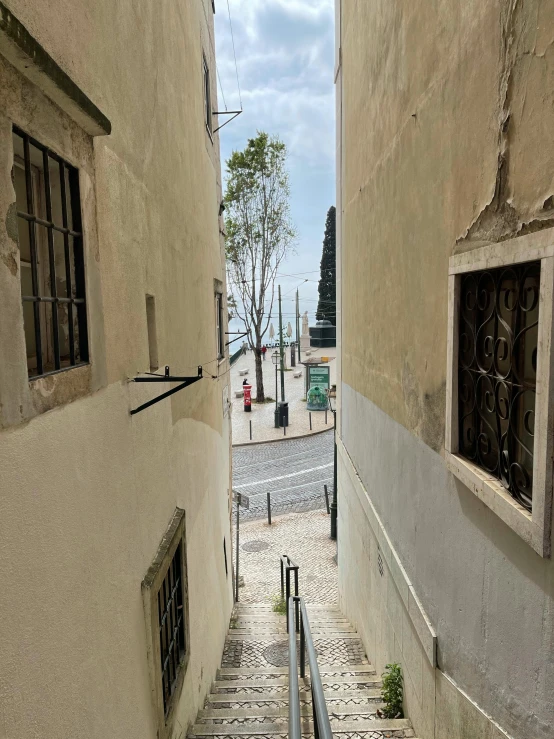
[458, 262, 540, 512]
[158, 542, 186, 714]
[142, 509, 189, 736]
[12, 126, 88, 378]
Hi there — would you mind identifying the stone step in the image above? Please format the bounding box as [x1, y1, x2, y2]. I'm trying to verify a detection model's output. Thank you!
[213, 675, 382, 691]
[207, 688, 382, 704]
[199, 703, 385, 720]
[231, 617, 352, 626]
[217, 664, 376, 677]
[234, 605, 341, 613]
[189, 718, 414, 736]
[225, 632, 361, 642]
[229, 624, 355, 633]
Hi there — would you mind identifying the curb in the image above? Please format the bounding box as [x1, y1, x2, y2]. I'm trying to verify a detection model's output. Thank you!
[232, 425, 332, 448]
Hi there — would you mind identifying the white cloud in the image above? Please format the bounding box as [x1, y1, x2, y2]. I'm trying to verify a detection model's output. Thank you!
[215, 0, 336, 322]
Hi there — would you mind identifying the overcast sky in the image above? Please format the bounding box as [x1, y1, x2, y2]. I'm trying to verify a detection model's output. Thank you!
[215, 0, 335, 334]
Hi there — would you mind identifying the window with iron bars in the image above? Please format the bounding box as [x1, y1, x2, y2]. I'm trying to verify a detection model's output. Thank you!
[458, 261, 540, 512]
[12, 126, 88, 378]
[158, 541, 187, 715]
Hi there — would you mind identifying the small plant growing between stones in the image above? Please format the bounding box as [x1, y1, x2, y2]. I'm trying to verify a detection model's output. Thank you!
[229, 616, 238, 629]
[379, 663, 403, 719]
[271, 593, 287, 615]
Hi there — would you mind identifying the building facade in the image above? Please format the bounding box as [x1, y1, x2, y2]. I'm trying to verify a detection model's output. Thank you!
[336, 1, 554, 738]
[0, 2, 233, 738]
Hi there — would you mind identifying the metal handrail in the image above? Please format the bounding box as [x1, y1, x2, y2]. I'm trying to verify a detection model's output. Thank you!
[288, 596, 333, 739]
[280, 554, 299, 632]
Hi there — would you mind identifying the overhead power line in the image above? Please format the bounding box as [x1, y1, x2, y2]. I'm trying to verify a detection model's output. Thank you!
[226, 0, 243, 109]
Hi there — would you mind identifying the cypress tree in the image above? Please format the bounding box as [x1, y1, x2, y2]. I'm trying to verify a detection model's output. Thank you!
[316, 206, 336, 326]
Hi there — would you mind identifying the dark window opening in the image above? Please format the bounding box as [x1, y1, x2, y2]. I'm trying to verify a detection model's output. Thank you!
[203, 55, 212, 137]
[157, 542, 187, 716]
[216, 292, 224, 358]
[12, 126, 88, 379]
[458, 261, 540, 512]
[146, 294, 159, 371]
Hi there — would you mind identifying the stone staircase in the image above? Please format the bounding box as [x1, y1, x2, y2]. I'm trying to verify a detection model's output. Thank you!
[188, 603, 416, 739]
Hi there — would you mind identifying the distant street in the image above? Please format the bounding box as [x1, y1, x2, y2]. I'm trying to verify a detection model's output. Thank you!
[233, 430, 334, 520]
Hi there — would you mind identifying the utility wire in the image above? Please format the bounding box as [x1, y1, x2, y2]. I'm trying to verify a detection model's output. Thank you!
[226, 0, 243, 109]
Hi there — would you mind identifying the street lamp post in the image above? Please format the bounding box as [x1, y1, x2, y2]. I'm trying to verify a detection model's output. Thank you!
[328, 395, 338, 542]
[272, 351, 279, 428]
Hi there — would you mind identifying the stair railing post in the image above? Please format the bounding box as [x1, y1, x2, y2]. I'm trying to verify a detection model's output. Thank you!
[294, 567, 299, 632]
[300, 607, 306, 678]
[286, 565, 291, 633]
[280, 556, 285, 602]
[312, 685, 320, 739]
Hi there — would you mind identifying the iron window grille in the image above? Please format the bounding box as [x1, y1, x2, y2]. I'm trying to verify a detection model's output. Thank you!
[458, 261, 540, 512]
[12, 126, 88, 379]
[203, 55, 213, 137]
[158, 541, 187, 715]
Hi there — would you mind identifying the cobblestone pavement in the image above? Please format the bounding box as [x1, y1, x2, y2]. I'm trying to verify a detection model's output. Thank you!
[233, 431, 334, 520]
[231, 346, 337, 445]
[234, 508, 338, 605]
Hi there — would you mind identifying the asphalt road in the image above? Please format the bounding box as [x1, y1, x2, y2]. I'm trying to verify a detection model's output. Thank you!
[232, 430, 334, 520]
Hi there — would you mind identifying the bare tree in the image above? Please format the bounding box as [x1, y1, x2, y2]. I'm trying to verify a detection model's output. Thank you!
[225, 132, 296, 401]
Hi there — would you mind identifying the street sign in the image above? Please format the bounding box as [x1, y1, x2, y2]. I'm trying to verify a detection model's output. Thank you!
[233, 491, 250, 509]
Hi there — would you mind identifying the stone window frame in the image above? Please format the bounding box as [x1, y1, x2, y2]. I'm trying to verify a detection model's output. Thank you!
[0, 4, 109, 428]
[142, 508, 190, 739]
[445, 230, 554, 557]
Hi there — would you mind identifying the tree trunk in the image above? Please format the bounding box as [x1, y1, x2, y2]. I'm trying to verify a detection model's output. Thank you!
[254, 345, 265, 402]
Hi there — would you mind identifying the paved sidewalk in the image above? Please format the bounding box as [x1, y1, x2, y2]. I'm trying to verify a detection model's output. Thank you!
[235, 508, 338, 605]
[231, 346, 337, 445]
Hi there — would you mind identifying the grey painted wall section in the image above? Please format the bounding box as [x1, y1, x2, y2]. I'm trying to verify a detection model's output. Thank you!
[340, 381, 554, 739]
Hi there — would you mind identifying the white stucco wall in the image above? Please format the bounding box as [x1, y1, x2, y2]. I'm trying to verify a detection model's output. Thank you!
[0, 1, 233, 737]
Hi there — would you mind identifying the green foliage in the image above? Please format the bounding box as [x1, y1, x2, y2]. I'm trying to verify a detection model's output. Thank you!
[271, 594, 287, 615]
[381, 663, 404, 719]
[224, 132, 296, 402]
[316, 206, 336, 326]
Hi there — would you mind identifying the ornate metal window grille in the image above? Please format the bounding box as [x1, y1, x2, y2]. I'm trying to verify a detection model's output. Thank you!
[157, 542, 186, 715]
[458, 261, 540, 512]
[12, 126, 88, 378]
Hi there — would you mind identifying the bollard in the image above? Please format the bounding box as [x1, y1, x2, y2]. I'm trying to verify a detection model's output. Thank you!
[284, 423, 286, 436]
[309, 412, 312, 431]
[249, 420, 252, 441]
[325, 409, 328, 425]
[324, 484, 330, 514]
[267, 492, 272, 525]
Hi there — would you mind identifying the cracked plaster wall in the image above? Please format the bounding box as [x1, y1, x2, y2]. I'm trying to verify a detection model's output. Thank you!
[341, 0, 554, 450]
[339, 1, 554, 737]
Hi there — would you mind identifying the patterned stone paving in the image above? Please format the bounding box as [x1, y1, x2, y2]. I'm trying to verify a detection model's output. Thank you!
[235, 508, 337, 605]
[222, 636, 366, 670]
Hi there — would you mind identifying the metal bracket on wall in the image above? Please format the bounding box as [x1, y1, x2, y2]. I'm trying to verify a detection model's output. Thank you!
[212, 109, 242, 134]
[130, 365, 203, 415]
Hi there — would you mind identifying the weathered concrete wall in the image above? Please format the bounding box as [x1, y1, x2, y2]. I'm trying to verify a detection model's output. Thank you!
[341, 0, 554, 450]
[339, 387, 554, 739]
[338, 1, 554, 737]
[0, 1, 233, 737]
